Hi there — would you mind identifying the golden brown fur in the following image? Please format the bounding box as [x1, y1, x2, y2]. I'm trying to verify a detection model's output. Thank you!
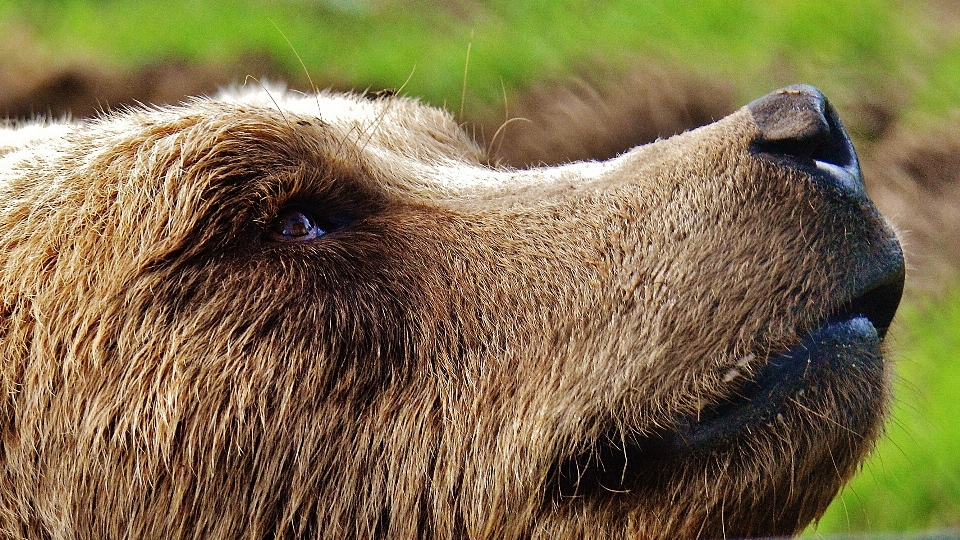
[0, 85, 901, 539]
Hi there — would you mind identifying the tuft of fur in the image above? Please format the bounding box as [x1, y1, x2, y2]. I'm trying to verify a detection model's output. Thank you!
[0, 85, 896, 539]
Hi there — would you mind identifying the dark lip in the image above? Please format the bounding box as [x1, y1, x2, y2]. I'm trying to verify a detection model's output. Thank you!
[656, 316, 883, 454]
[554, 260, 904, 497]
[833, 259, 905, 340]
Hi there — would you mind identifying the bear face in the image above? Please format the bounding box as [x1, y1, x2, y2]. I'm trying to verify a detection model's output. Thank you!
[0, 85, 903, 539]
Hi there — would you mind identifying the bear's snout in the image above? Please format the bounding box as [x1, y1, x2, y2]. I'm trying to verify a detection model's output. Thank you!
[748, 84, 904, 336]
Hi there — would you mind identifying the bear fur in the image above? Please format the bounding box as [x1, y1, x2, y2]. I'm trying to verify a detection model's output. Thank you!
[0, 85, 902, 539]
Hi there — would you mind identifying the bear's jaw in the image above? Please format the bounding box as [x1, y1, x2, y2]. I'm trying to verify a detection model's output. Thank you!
[549, 225, 903, 539]
[553, 272, 902, 487]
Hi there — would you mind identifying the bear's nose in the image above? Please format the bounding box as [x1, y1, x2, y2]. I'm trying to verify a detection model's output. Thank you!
[747, 84, 865, 201]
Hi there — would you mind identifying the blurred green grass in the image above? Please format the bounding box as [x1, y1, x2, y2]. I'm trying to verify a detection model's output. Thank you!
[2, 0, 960, 536]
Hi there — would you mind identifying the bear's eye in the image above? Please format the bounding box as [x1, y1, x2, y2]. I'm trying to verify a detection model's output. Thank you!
[269, 208, 326, 242]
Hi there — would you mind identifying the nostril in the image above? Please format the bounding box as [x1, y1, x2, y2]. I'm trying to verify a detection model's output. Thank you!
[748, 84, 864, 198]
[748, 85, 856, 167]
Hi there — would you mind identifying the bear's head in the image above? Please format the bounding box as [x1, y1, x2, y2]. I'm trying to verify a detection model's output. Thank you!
[0, 85, 903, 539]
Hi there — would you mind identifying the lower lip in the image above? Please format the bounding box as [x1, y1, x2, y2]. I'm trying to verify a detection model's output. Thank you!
[660, 315, 882, 454]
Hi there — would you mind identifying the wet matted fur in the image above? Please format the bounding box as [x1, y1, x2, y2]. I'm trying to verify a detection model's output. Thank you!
[0, 85, 903, 539]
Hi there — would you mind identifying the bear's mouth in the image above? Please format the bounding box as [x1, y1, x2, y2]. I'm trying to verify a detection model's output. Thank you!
[554, 256, 904, 497]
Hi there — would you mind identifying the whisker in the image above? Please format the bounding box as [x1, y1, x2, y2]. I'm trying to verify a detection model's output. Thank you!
[459, 31, 473, 122]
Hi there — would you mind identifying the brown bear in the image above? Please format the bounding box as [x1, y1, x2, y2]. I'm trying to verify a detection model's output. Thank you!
[0, 84, 904, 539]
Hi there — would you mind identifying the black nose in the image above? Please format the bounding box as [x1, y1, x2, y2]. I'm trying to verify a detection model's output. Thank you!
[748, 85, 865, 200]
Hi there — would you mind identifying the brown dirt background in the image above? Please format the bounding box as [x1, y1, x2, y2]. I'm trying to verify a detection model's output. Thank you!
[0, 45, 953, 294]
